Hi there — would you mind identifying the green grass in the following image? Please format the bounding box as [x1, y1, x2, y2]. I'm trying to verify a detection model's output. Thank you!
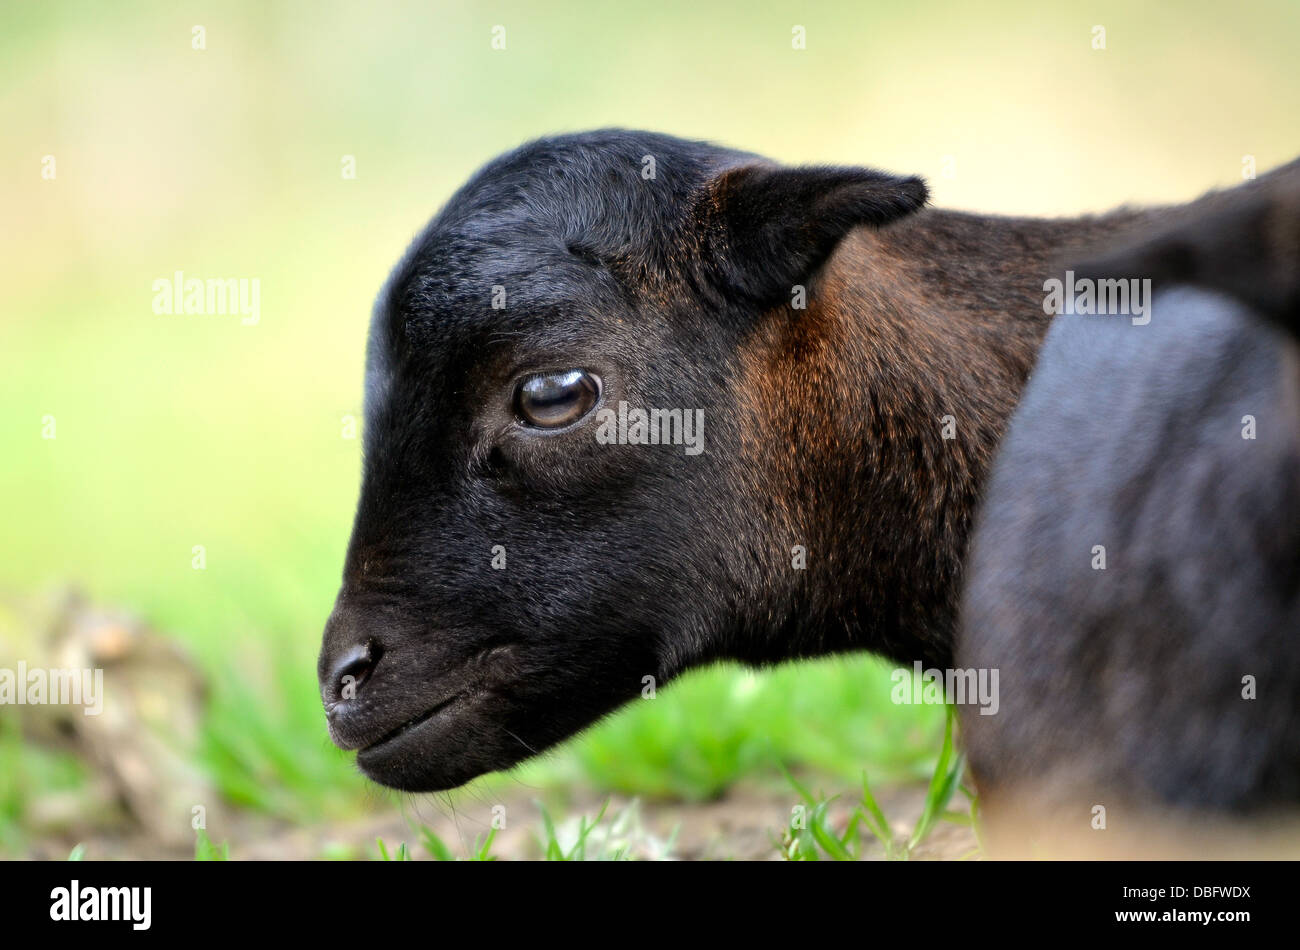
[310, 713, 977, 861]
[397, 798, 674, 861]
[416, 825, 501, 862]
[778, 707, 979, 861]
[194, 828, 230, 861]
[0, 716, 93, 855]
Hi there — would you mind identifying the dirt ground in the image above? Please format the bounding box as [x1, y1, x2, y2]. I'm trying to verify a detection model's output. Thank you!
[26, 780, 978, 861]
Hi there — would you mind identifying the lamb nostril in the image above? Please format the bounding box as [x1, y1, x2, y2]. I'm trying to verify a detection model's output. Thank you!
[330, 640, 381, 702]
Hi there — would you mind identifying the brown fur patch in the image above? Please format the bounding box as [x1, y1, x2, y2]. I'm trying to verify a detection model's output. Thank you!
[730, 207, 1155, 665]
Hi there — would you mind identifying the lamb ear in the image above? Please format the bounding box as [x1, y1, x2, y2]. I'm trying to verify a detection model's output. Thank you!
[694, 164, 928, 306]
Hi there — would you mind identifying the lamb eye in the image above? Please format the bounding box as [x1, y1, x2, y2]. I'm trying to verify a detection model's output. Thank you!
[515, 370, 601, 429]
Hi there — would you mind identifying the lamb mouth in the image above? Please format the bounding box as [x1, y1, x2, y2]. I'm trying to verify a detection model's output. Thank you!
[360, 688, 478, 753]
[355, 643, 519, 754]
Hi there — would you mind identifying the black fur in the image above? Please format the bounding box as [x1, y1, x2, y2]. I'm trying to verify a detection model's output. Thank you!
[958, 170, 1300, 850]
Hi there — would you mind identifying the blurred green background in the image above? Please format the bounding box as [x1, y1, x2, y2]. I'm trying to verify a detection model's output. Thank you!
[2, 0, 1297, 857]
